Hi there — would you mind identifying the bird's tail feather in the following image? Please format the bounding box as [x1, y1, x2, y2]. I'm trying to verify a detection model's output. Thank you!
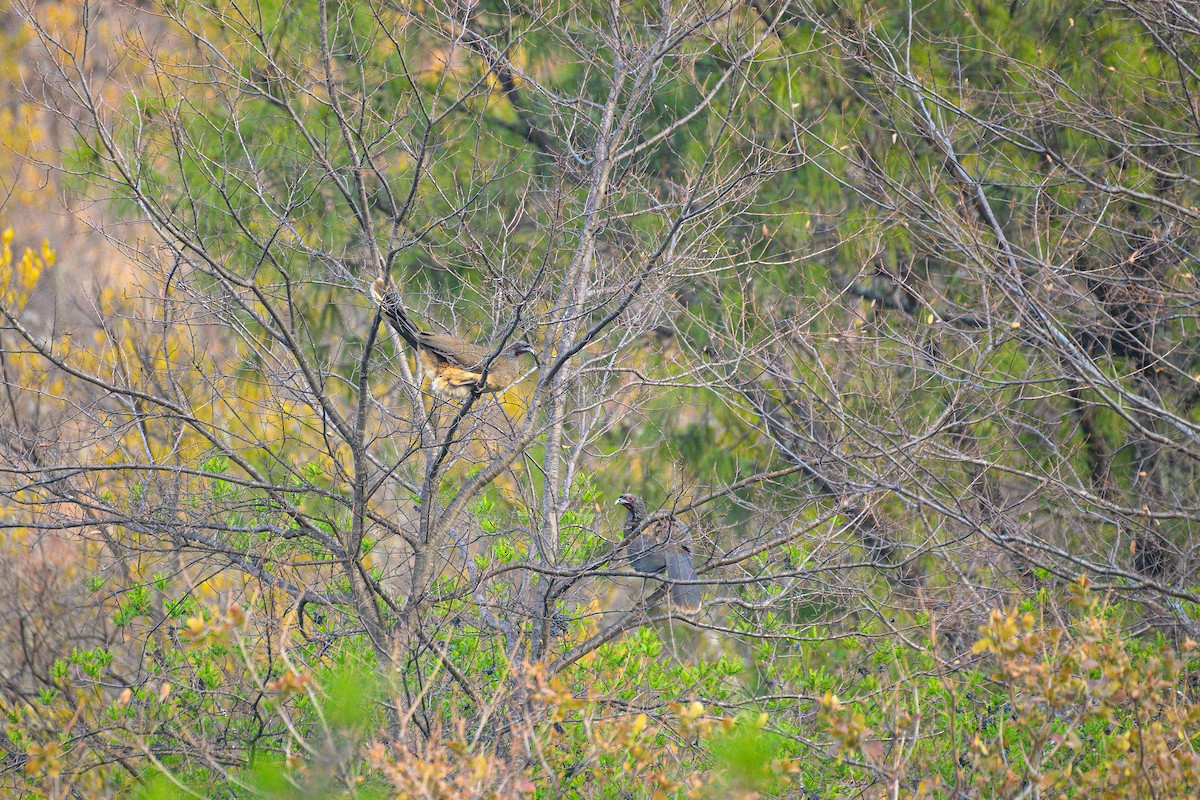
[665, 552, 702, 612]
[371, 278, 422, 350]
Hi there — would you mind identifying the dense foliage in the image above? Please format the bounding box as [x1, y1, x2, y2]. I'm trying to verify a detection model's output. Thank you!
[3, 0, 1200, 796]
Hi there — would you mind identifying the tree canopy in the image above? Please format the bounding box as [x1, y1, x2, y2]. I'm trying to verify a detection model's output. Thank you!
[3, 0, 1200, 796]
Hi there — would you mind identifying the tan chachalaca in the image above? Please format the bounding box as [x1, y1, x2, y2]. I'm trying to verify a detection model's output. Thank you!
[371, 277, 536, 399]
[616, 493, 702, 612]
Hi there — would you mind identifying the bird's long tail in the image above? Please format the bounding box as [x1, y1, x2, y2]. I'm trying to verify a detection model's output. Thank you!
[371, 277, 422, 351]
[665, 551, 702, 612]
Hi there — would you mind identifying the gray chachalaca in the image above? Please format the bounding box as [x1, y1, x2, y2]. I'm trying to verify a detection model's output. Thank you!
[616, 493, 702, 612]
[371, 278, 536, 398]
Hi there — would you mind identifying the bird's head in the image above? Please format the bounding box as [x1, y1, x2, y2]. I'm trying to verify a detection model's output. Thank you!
[615, 493, 646, 514]
[507, 341, 538, 362]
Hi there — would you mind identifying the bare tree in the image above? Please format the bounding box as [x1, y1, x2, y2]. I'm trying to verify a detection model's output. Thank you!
[5, 0, 1200, 794]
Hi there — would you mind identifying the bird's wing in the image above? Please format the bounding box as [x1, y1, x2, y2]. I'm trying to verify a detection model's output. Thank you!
[416, 332, 492, 370]
[661, 515, 695, 553]
[626, 533, 667, 575]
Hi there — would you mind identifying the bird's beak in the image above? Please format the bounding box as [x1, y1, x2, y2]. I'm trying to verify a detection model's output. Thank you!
[614, 498, 625, 507]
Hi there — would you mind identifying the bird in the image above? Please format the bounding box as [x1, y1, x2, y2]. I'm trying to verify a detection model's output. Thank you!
[615, 493, 702, 612]
[371, 277, 536, 399]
